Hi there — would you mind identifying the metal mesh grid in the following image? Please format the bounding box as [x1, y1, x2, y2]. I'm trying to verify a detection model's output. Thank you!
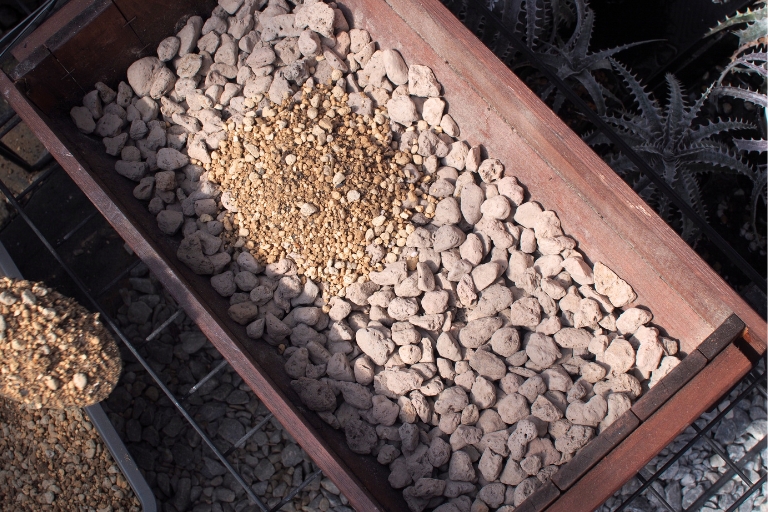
[0, 1, 765, 511]
[601, 360, 767, 512]
[0, 131, 328, 512]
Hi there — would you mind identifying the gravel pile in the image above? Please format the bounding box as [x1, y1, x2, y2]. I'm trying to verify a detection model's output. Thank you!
[0, 396, 141, 510]
[208, 84, 412, 297]
[0, 277, 121, 409]
[70, 0, 687, 509]
[599, 359, 767, 512]
[104, 266, 352, 512]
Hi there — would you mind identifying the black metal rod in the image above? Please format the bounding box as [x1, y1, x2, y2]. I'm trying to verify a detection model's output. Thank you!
[0, 115, 21, 140]
[0, 176, 270, 511]
[184, 359, 229, 397]
[644, 32, 728, 91]
[55, 208, 98, 246]
[635, 472, 677, 512]
[459, 0, 766, 291]
[0, 0, 58, 60]
[691, 423, 754, 487]
[724, 473, 767, 512]
[614, 369, 765, 511]
[0, 111, 18, 132]
[268, 468, 323, 512]
[223, 413, 275, 457]
[30, 152, 54, 172]
[0, 140, 32, 171]
[145, 309, 183, 342]
[684, 439, 767, 512]
[14, 161, 58, 201]
[94, 258, 142, 297]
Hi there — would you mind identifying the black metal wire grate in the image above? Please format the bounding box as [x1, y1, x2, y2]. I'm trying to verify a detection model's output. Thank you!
[0, 127, 325, 512]
[0, 1, 765, 511]
[439, 0, 767, 296]
[602, 361, 767, 512]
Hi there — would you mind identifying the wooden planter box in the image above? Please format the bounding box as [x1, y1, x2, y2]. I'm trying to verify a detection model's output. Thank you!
[4, 0, 765, 510]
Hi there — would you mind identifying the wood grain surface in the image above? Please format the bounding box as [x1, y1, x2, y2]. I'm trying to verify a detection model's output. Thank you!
[12, 0, 98, 63]
[630, 350, 708, 421]
[112, 0, 214, 48]
[550, 410, 640, 492]
[697, 313, 747, 361]
[374, 0, 767, 354]
[342, 0, 711, 350]
[547, 342, 757, 512]
[516, 481, 561, 512]
[13, 0, 144, 112]
[0, 70, 401, 512]
[5, 0, 766, 509]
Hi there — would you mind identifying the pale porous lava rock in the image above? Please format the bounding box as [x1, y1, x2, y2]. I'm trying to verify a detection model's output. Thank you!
[74, 0, 683, 510]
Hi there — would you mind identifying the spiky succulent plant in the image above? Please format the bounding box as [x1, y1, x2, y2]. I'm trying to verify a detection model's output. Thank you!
[708, 1, 766, 248]
[585, 60, 756, 241]
[708, 1, 767, 128]
[492, 0, 651, 114]
[490, 0, 574, 48]
[526, 0, 653, 114]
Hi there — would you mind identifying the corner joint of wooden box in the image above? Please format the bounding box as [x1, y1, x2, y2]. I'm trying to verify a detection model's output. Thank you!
[697, 314, 746, 361]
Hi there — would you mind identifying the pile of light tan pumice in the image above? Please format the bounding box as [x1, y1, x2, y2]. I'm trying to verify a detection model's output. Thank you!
[70, 0, 683, 509]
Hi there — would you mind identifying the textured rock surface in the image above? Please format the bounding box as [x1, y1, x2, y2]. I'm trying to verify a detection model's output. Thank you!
[77, 1, 679, 509]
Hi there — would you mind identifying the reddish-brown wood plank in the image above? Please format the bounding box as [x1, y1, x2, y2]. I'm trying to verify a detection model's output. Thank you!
[13, 0, 144, 112]
[348, 0, 716, 349]
[517, 481, 560, 512]
[112, 0, 214, 47]
[373, 0, 767, 354]
[44, 2, 143, 105]
[630, 350, 707, 421]
[547, 343, 756, 512]
[6, 0, 765, 509]
[0, 70, 400, 512]
[13, 51, 74, 117]
[550, 411, 640, 491]
[697, 314, 747, 361]
[12, 0, 97, 62]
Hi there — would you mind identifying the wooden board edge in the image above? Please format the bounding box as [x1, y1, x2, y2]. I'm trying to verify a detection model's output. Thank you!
[546, 342, 756, 512]
[12, 0, 108, 65]
[384, 0, 768, 353]
[630, 350, 708, 421]
[9, 44, 52, 81]
[516, 481, 560, 512]
[0, 70, 389, 512]
[697, 313, 747, 361]
[550, 410, 640, 492]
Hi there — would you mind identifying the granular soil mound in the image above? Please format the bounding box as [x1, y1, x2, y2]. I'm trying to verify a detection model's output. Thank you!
[0, 277, 122, 409]
[0, 396, 141, 510]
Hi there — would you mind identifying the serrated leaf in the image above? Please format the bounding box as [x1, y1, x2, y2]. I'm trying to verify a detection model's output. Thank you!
[690, 120, 756, 143]
[713, 85, 768, 107]
[750, 167, 767, 234]
[734, 138, 768, 152]
[664, 74, 686, 150]
[682, 83, 715, 128]
[571, 0, 593, 58]
[706, 4, 767, 39]
[735, 18, 768, 47]
[610, 59, 664, 133]
[678, 144, 755, 178]
[573, 70, 607, 114]
[601, 113, 655, 140]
